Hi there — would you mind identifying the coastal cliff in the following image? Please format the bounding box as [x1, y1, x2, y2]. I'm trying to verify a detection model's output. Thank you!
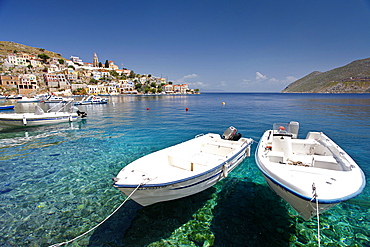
[281, 58, 370, 93]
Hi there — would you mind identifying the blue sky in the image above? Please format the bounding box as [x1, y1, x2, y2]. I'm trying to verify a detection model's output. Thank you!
[1, 0, 370, 92]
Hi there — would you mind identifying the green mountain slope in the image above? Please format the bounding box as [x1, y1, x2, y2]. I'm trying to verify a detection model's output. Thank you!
[282, 58, 370, 93]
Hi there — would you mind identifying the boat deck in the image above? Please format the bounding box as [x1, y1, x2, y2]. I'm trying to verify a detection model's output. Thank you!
[115, 135, 249, 185]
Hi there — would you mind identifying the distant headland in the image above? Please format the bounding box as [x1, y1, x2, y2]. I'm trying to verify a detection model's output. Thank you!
[282, 57, 370, 93]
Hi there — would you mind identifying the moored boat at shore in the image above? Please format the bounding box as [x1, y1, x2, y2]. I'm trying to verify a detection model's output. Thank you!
[6, 95, 22, 99]
[113, 127, 253, 206]
[0, 105, 15, 110]
[255, 121, 366, 220]
[43, 95, 74, 103]
[17, 97, 41, 103]
[74, 95, 108, 105]
[0, 102, 86, 128]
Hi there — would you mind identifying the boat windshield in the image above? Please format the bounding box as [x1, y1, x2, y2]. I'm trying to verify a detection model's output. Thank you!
[273, 123, 290, 133]
[34, 106, 45, 115]
[273, 122, 300, 138]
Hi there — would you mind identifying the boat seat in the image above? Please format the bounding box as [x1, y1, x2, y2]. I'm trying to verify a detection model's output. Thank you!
[200, 143, 235, 157]
[291, 139, 318, 154]
[167, 155, 208, 172]
[266, 151, 284, 163]
[208, 139, 243, 147]
[312, 155, 341, 170]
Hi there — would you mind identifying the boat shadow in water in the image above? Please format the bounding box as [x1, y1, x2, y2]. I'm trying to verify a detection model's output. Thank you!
[211, 178, 294, 246]
[87, 187, 216, 247]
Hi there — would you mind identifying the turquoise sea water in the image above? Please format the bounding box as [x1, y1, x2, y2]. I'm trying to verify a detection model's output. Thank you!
[0, 93, 369, 246]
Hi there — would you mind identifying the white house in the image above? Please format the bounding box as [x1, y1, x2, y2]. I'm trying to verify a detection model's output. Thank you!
[118, 80, 134, 92]
[5, 54, 17, 65]
[162, 84, 174, 93]
[92, 71, 102, 80]
[70, 56, 83, 65]
[30, 59, 42, 67]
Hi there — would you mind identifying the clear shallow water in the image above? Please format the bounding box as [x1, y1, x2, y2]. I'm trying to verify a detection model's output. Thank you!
[0, 93, 369, 246]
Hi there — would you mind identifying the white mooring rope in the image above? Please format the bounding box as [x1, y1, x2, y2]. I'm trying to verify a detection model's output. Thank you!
[312, 183, 321, 247]
[49, 182, 142, 247]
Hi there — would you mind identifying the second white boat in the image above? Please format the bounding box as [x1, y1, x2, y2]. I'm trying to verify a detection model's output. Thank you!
[255, 122, 366, 220]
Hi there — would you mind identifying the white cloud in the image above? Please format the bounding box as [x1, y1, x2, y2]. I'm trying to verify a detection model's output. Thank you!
[240, 79, 256, 85]
[184, 74, 198, 79]
[282, 76, 297, 83]
[269, 78, 279, 82]
[256, 72, 267, 80]
[174, 74, 198, 83]
[220, 81, 227, 87]
[187, 81, 208, 88]
[173, 74, 207, 88]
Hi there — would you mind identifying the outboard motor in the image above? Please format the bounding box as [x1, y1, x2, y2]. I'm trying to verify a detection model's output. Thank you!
[289, 121, 299, 139]
[77, 110, 87, 118]
[222, 126, 242, 141]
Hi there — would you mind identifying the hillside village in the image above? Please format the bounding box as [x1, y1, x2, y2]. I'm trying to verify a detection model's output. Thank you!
[0, 42, 200, 96]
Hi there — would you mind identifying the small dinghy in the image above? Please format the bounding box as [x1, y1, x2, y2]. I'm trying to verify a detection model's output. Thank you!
[255, 121, 366, 220]
[113, 127, 253, 206]
[0, 105, 15, 110]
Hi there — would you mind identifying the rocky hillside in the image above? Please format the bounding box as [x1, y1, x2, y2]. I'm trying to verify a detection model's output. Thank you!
[0, 41, 65, 60]
[281, 58, 370, 93]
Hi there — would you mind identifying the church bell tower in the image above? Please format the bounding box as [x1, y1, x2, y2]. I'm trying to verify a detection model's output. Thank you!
[93, 53, 99, 67]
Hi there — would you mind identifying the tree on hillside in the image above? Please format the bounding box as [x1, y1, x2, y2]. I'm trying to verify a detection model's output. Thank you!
[110, 70, 118, 77]
[38, 54, 50, 63]
[105, 60, 109, 68]
[90, 79, 99, 84]
[135, 83, 142, 91]
[99, 62, 103, 68]
[58, 59, 65, 64]
[129, 70, 135, 79]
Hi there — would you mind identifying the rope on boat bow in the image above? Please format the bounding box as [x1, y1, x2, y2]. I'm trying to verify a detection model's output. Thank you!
[49, 182, 143, 247]
[311, 183, 321, 247]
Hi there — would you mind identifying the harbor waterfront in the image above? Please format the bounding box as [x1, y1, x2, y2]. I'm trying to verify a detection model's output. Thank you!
[0, 93, 369, 246]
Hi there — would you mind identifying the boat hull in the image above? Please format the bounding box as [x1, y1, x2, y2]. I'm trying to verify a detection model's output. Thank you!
[0, 105, 15, 110]
[17, 100, 40, 103]
[0, 113, 78, 127]
[114, 134, 253, 206]
[74, 101, 108, 105]
[262, 173, 337, 220]
[117, 147, 247, 206]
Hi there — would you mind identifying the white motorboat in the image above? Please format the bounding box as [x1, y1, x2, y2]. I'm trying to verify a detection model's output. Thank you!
[255, 122, 366, 220]
[74, 95, 108, 105]
[6, 95, 22, 99]
[113, 127, 253, 206]
[43, 95, 74, 103]
[17, 97, 41, 103]
[0, 102, 87, 128]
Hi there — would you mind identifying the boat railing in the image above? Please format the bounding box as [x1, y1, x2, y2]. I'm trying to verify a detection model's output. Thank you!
[316, 133, 352, 171]
[47, 100, 74, 113]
